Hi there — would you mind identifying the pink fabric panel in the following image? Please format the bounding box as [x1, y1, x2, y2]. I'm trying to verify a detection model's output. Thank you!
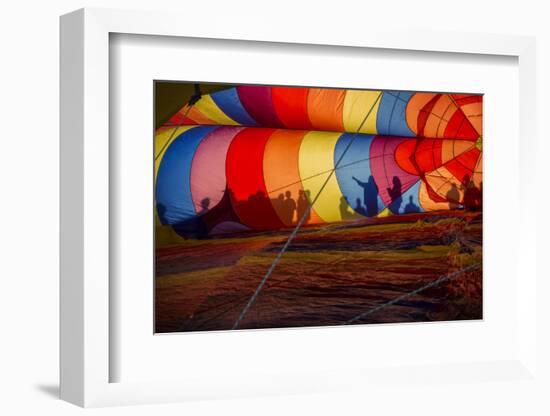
[190, 126, 243, 215]
[370, 136, 420, 207]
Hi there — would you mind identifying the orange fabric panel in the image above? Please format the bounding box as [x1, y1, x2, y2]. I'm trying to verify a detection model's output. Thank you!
[405, 93, 437, 135]
[472, 154, 483, 188]
[418, 181, 450, 211]
[441, 140, 476, 164]
[423, 94, 455, 138]
[307, 88, 346, 132]
[458, 101, 483, 136]
[424, 166, 465, 205]
[263, 130, 324, 226]
[185, 105, 217, 125]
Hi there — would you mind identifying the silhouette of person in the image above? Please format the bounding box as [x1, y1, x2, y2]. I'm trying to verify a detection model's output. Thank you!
[476, 181, 483, 210]
[446, 183, 460, 209]
[387, 176, 402, 212]
[272, 193, 285, 214]
[297, 189, 311, 224]
[339, 196, 354, 220]
[404, 195, 420, 214]
[197, 197, 210, 215]
[462, 174, 481, 212]
[352, 175, 379, 216]
[354, 197, 366, 216]
[282, 190, 296, 224]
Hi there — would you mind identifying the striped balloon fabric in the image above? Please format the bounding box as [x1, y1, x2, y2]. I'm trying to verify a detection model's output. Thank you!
[156, 86, 482, 241]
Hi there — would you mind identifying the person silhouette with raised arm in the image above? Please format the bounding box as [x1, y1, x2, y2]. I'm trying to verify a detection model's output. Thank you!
[352, 175, 379, 217]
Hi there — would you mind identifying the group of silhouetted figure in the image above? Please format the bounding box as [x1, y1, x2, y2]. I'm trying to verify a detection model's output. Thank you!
[446, 174, 483, 211]
[270, 189, 312, 224]
[157, 173, 482, 235]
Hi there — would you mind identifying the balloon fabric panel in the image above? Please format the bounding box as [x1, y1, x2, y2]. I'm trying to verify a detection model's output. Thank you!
[156, 126, 217, 225]
[342, 90, 381, 134]
[299, 130, 358, 222]
[190, 126, 243, 215]
[334, 133, 385, 217]
[226, 127, 285, 230]
[262, 129, 324, 226]
[154, 86, 482, 238]
[237, 86, 284, 128]
[271, 87, 313, 130]
[370, 136, 421, 209]
[210, 88, 258, 126]
[306, 88, 346, 133]
[376, 91, 415, 137]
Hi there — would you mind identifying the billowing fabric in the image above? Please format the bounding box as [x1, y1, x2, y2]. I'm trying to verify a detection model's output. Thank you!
[167, 86, 482, 140]
[156, 86, 482, 239]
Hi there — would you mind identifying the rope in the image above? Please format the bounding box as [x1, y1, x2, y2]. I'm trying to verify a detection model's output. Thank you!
[344, 262, 481, 325]
[155, 84, 202, 162]
[232, 92, 383, 329]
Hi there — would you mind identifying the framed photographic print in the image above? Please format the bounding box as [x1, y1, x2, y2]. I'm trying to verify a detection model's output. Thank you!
[60, 7, 542, 409]
[153, 81, 483, 333]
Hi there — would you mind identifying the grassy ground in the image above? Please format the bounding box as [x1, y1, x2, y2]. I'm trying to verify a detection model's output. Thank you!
[155, 211, 482, 333]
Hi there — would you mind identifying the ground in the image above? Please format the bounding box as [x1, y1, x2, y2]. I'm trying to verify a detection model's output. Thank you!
[155, 211, 482, 333]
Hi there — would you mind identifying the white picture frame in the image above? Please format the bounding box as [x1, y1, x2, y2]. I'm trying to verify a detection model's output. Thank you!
[60, 7, 540, 408]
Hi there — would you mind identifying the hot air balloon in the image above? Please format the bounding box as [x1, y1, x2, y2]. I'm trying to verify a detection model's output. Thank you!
[155, 86, 482, 241]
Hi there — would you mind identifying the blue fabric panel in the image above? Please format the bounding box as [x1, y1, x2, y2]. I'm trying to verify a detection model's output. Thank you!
[156, 126, 217, 225]
[388, 180, 424, 214]
[210, 88, 258, 126]
[377, 91, 415, 137]
[334, 133, 385, 217]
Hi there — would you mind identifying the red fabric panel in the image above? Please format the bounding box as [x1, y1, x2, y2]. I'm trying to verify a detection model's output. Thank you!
[271, 87, 312, 130]
[226, 128, 285, 230]
[444, 148, 481, 184]
[395, 140, 420, 175]
[451, 94, 483, 107]
[413, 139, 443, 173]
[444, 108, 479, 140]
[168, 111, 195, 125]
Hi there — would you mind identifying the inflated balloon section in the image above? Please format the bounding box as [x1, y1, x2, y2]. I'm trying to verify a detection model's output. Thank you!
[155, 86, 482, 242]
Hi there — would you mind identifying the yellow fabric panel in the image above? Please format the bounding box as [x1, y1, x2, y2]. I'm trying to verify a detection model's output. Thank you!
[342, 90, 382, 133]
[154, 125, 195, 182]
[194, 95, 239, 126]
[377, 207, 392, 218]
[298, 131, 358, 222]
[185, 105, 216, 125]
[155, 224, 188, 247]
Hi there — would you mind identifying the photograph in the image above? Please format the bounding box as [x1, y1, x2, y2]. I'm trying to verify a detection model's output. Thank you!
[154, 83, 483, 333]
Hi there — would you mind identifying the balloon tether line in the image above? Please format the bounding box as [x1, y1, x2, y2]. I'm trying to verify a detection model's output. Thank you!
[344, 262, 481, 324]
[154, 84, 202, 162]
[232, 92, 383, 329]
